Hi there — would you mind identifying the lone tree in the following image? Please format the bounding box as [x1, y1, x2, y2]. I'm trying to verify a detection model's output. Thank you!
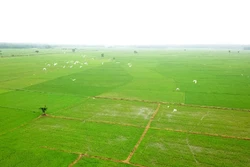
[35, 50, 39, 53]
[134, 50, 138, 54]
[101, 53, 104, 57]
[39, 105, 47, 115]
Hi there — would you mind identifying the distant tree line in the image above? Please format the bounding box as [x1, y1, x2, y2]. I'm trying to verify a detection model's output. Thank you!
[0, 43, 52, 49]
[244, 46, 250, 50]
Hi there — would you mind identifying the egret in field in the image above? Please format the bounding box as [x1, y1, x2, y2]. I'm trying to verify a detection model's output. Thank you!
[70, 65, 73, 68]
[173, 109, 177, 112]
[176, 88, 180, 91]
[102, 62, 104, 65]
[43, 68, 46, 71]
[47, 64, 51, 67]
[71, 78, 76, 81]
[84, 62, 88, 65]
[54, 63, 57, 66]
[80, 66, 82, 68]
[63, 65, 66, 68]
[193, 80, 197, 84]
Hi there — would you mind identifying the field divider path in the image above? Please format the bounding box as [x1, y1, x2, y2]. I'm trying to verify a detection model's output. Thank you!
[46, 114, 144, 128]
[94, 96, 250, 112]
[0, 115, 42, 136]
[68, 154, 83, 167]
[41, 146, 146, 167]
[150, 127, 250, 141]
[123, 104, 161, 164]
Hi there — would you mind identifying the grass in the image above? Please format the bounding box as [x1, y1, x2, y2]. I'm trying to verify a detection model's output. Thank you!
[151, 104, 250, 138]
[0, 117, 144, 160]
[131, 129, 250, 167]
[52, 98, 157, 126]
[0, 48, 249, 166]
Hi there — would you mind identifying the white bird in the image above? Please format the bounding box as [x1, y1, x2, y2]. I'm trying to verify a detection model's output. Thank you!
[167, 106, 170, 108]
[173, 109, 177, 112]
[80, 66, 82, 68]
[70, 66, 73, 68]
[84, 62, 88, 65]
[176, 88, 180, 91]
[47, 64, 51, 67]
[54, 63, 57, 66]
[43, 68, 46, 71]
[72, 79, 76, 81]
[193, 80, 197, 84]
[63, 66, 66, 68]
[102, 62, 104, 65]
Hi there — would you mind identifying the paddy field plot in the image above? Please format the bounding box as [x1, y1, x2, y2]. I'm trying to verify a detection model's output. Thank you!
[0, 48, 249, 167]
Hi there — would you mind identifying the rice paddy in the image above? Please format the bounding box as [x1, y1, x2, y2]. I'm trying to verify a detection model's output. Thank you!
[0, 48, 249, 166]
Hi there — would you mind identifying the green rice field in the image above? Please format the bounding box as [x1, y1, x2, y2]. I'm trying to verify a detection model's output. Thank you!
[0, 48, 249, 166]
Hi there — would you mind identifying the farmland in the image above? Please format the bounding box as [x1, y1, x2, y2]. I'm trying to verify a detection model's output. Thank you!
[0, 48, 249, 167]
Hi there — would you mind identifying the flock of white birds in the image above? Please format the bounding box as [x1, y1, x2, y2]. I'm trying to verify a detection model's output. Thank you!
[42, 53, 201, 114]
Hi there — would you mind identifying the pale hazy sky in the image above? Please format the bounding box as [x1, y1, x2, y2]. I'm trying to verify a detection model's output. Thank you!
[0, 0, 249, 45]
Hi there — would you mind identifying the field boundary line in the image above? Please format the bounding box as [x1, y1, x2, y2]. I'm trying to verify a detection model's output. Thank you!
[0, 115, 41, 136]
[0, 105, 36, 113]
[1, 87, 87, 98]
[68, 154, 83, 167]
[41, 146, 146, 167]
[123, 104, 161, 163]
[150, 127, 250, 141]
[94, 96, 250, 112]
[46, 114, 144, 128]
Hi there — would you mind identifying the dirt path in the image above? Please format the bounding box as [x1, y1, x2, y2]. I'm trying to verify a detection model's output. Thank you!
[94, 96, 250, 112]
[46, 114, 250, 141]
[123, 104, 161, 163]
[41, 146, 146, 167]
[68, 154, 83, 167]
[151, 127, 250, 141]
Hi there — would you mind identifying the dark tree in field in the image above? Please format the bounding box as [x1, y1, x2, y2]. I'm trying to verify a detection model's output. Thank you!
[39, 105, 47, 115]
[134, 50, 138, 54]
[35, 50, 39, 53]
[101, 53, 104, 57]
[113, 57, 115, 60]
[228, 50, 231, 53]
[72, 48, 76, 52]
